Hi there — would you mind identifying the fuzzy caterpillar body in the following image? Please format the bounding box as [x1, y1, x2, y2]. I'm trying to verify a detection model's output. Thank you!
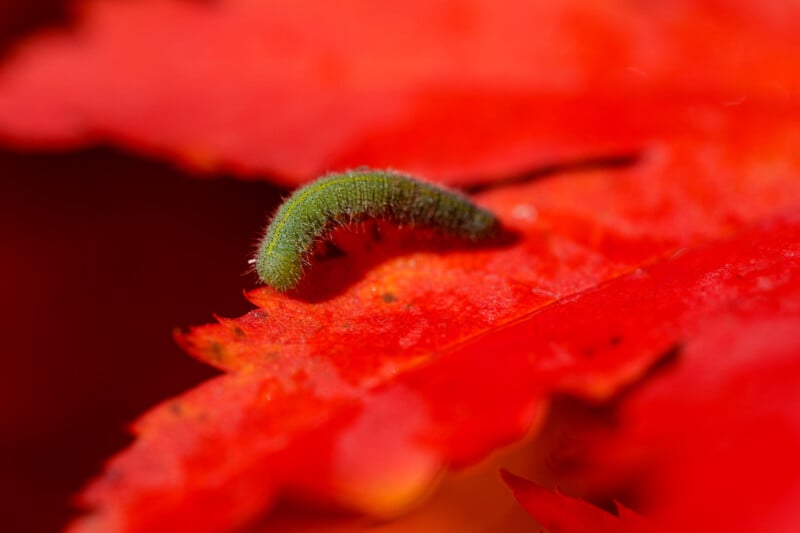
[255, 169, 499, 291]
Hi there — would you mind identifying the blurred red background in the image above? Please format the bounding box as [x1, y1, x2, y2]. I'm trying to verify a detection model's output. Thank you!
[0, 5, 285, 527]
[0, 147, 287, 532]
[0, 145, 283, 533]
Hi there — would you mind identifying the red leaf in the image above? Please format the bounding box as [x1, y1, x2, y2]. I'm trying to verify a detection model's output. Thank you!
[0, 0, 798, 183]
[548, 274, 800, 532]
[3, 1, 796, 531]
[501, 470, 651, 533]
[68, 180, 800, 531]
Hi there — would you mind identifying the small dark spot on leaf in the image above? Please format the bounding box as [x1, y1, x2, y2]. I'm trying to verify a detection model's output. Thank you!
[609, 335, 622, 346]
[207, 341, 225, 362]
[169, 402, 184, 416]
[382, 292, 398, 303]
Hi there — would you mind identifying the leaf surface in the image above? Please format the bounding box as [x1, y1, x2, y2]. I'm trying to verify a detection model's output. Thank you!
[535, 260, 800, 532]
[69, 150, 800, 529]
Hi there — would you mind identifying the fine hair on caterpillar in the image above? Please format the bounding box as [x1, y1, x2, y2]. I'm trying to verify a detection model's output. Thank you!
[253, 168, 501, 291]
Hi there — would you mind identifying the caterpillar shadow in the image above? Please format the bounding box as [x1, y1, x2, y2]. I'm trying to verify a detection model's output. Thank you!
[280, 220, 519, 303]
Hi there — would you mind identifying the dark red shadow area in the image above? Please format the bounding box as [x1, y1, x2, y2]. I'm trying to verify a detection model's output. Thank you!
[0, 147, 282, 532]
[0, 0, 73, 58]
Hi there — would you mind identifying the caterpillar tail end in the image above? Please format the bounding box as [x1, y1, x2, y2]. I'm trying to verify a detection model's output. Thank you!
[254, 251, 303, 292]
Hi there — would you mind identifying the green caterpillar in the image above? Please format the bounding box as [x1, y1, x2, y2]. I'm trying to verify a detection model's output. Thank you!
[254, 169, 500, 291]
